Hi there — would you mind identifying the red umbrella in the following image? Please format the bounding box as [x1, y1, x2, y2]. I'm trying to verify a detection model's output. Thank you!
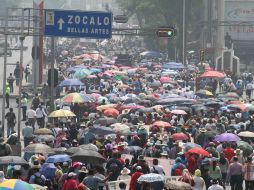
[171, 133, 189, 141]
[153, 121, 171, 128]
[104, 108, 119, 118]
[187, 147, 210, 156]
[160, 76, 171, 84]
[200, 71, 225, 78]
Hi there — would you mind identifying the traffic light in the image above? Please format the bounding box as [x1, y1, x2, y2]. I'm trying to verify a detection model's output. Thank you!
[47, 68, 58, 87]
[156, 27, 176, 38]
[200, 49, 205, 62]
[32, 46, 40, 60]
[114, 15, 128, 23]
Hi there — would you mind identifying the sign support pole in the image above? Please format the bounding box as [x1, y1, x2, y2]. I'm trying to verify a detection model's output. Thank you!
[50, 37, 55, 113]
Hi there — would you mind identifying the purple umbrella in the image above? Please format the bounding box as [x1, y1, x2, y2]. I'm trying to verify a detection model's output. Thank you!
[214, 133, 240, 142]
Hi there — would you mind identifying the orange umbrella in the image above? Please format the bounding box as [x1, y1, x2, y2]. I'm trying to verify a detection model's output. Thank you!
[200, 71, 225, 78]
[104, 108, 119, 118]
[171, 133, 189, 141]
[153, 121, 171, 128]
[187, 147, 210, 156]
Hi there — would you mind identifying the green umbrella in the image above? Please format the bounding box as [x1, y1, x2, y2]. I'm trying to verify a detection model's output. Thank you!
[73, 69, 92, 79]
[114, 75, 123, 81]
[237, 141, 253, 157]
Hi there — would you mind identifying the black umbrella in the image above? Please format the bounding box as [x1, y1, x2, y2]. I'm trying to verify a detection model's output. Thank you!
[71, 149, 105, 165]
[23, 143, 54, 154]
[89, 126, 115, 136]
[0, 156, 28, 165]
[94, 118, 117, 125]
[122, 146, 142, 154]
[65, 147, 82, 155]
[53, 147, 67, 154]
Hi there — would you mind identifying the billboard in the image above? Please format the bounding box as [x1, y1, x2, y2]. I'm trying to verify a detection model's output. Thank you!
[225, 0, 254, 40]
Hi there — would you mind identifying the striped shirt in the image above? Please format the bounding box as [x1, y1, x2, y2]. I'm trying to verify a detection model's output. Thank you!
[244, 163, 254, 181]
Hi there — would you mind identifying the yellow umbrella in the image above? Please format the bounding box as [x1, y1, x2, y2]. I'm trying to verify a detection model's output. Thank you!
[49, 109, 76, 118]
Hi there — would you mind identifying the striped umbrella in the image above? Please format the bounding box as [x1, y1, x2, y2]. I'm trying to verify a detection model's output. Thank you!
[0, 179, 34, 190]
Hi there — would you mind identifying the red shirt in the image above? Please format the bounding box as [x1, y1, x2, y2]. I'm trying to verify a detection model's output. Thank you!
[224, 148, 235, 161]
[130, 171, 143, 190]
[62, 179, 78, 190]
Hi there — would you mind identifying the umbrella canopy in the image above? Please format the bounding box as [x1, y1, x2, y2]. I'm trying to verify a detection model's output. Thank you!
[163, 62, 185, 70]
[183, 143, 201, 152]
[171, 133, 189, 141]
[48, 109, 76, 118]
[112, 124, 130, 134]
[70, 149, 105, 165]
[46, 154, 71, 163]
[200, 71, 225, 78]
[187, 147, 210, 156]
[122, 146, 142, 154]
[24, 143, 54, 154]
[31, 184, 47, 190]
[94, 118, 117, 125]
[138, 173, 164, 183]
[0, 179, 34, 190]
[140, 51, 162, 58]
[166, 180, 192, 190]
[96, 104, 118, 112]
[153, 121, 171, 128]
[34, 135, 55, 142]
[195, 90, 213, 97]
[58, 79, 84, 87]
[53, 147, 67, 154]
[225, 92, 239, 98]
[34, 128, 53, 135]
[65, 147, 82, 155]
[214, 133, 240, 142]
[237, 141, 253, 157]
[73, 68, 92, 79]
[79, 144, 98, 151]
[160, 76, 170, 84]
[61, 93, 85, 104]
[40, 163, 56, 180]
[0, 156, 28, 166]
[104, 108, 119, 118]
[238, 131, 254, 138]
[89, 126, 115, 136]
[171, 109, 187, 115]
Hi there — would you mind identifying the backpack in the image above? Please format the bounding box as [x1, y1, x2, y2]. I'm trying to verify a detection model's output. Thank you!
[0, 144, 7, 156]
[34, 174, 45, 186]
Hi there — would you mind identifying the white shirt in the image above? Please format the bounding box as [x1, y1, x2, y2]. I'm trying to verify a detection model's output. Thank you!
[192, 176, 205, 190]
[35, 108, 47, 118]
[26, 109, 36, 119]
[150, 165, 165, 175]
[207, 184, 224, 190]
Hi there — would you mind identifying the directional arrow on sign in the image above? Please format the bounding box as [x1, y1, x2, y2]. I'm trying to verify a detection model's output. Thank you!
[57, 18, 65, 30]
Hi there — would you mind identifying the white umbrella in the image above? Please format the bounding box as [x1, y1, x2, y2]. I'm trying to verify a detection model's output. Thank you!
[238, 131, 254, 138]
[138, 173, 164, 183]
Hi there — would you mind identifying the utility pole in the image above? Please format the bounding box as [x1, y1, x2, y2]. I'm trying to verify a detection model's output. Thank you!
[182, 0, 186, 65]
[50, 37, 55, 113]
[17, 8, 25, 140]
[1, 9, 8, 138]
[215, 0, 225, 59]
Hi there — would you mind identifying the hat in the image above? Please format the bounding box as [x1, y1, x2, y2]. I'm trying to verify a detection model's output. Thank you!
[177, 152, 184, 156]
[118, 142, 126, 147]
[199, 128, 207, 133]
[121, 167, 131, 175]
[68, 172, 77, 177]
[234, 148, 242, 155]
[209, 142, 215, 147]
[137, 155, 145, 161]
[155, 140, 162, 146]
[0, 171, 5, 183]
[136, 166, 142, 171]
[79, 166, 88, 174]
[160, 151, 168, 156]
[138, 122, 146, 129]
[235, 113, 242, 119]
[67, 119, 72, 123]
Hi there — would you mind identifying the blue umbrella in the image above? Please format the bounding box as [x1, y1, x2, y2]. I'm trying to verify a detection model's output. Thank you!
[140, 51, 162, 58]
[58, 79, 84, 87]
[40, 163, 56, 180]
[67, 66, 87, 73]
[163, 62, 185, 70]
[46, 154, 71, 163]
[90, 68, 102, 73]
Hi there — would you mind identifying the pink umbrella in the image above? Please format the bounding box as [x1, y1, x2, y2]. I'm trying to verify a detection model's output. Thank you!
[90, 93, 101, 101]
[81, 54, 92, 59]
[200, 71, 225, 78]
[171, 109, 187, 115]
[121, 105, 145, 110]
[160, 76, 171, 84]
[87, 75, 97, 79]
[120, 66, 132, 70]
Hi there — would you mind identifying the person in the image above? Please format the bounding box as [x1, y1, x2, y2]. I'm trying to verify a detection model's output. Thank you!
[5, 108, 16, 137]
[35, 105, 47, 128]
[41, 84, 48, 104]
[227, 156, 244, 190]
[62, 172, 79, 190]
[118, 167, 131, 181]
[24, 64, 30, 82]
[14, 62, 20, 86]
[0, 137, 12, 156]
[31, 93, 41, 110]
[22, 122, 33, 147]
[192, 169, 205, 190]
[207, 179, 224, 190]
[21, 94, 28, 121]
[82, 169, 111, 190]
[129, 166, 143, 190]
[218, 153, 229, 184]
[7, 73, 15, 93]
[0, 171, 6, 183]
[178, 169, 195, 187]
[171, 157, 186, 176]
[105, 152, 123, 181]
[5, 83, 10, 108]
[119, 182, 127, 190]
[26, 107, 36, 131]
[29, 161, 46, 186]
[243, 156, 254, 190]
[150, 158, 165, 175]
[208, 160, 222, 182]
[223, 143, 235, 161]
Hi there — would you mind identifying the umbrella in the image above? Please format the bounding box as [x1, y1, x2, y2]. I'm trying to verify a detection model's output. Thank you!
[238, 131, 254, 138]
[166, 181, 192, 190]
[0, 156, 28, 165]
[111, 124, 130, 134]
[150, 81, 161, 88]
[89, 126, 115, 135]
[53, 147, 67, 154]
[46, 154, 71, 163]
[171, 109, 187, 115]
[94, 118, 117, 125]
[80, 94, 95, 103]
[163, 62, 185, 70]
[48, 109, 76, 118]
[138, 173, 164, 183]
[187, 147, 210, 156]
[214, 133, 240, 142]
[98, 96, 110, 105]
[34, 135, 55, 142]
[61, 93, 85, 104]
[58, 79, 84, 87]
[225, 92, 239, 98]
[65, 147, 82, 155]
[195, 90, 213, 97]
[171, 133, 189, 141]
[34, 128, 53, 135]
[153, 121, 171, 128]
[24, 143, 54, 154]
[160, 76, 170, 84]
[31, 184, 47, 190]
[183, 143, 201, 152]
[73, 68, 92, 79]
[96, 104, 118, 112]
[40, 163, 56, 180]
[104, 108, 119, 118]
[79, 144, 98, 151]
[200, 71, 225, 78]
[71, 149, 105, 165]
[237, 141, 253, 157]
[122, 146, 142, 154]
[0, 179, 34, 190]
[140, 51, 162, 58]
[246, 104, 254, 111]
